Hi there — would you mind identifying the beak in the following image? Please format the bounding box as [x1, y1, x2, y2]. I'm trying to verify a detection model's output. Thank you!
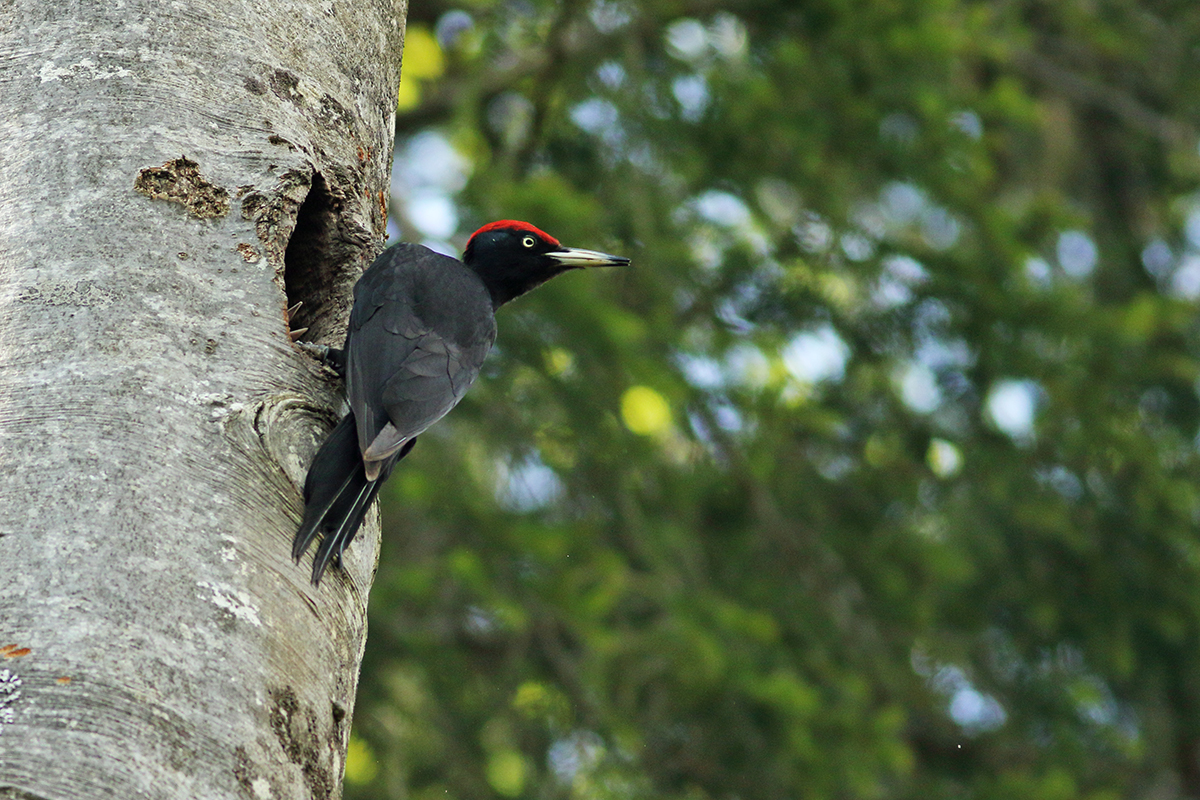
[547, 247, 630, 269]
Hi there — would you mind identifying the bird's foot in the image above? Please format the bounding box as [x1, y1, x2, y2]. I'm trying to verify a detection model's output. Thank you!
[296, 341, 331, 361]
[296, 341, 347, 376]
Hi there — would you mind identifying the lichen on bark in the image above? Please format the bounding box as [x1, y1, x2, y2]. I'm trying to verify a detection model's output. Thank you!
[134, 156, 231, 218]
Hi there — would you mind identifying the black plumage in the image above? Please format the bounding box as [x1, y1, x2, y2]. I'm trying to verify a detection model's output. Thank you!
[293, 221, 629, 584]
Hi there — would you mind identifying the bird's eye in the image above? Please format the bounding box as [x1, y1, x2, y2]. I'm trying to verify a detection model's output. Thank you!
[522, 236, 536, 248]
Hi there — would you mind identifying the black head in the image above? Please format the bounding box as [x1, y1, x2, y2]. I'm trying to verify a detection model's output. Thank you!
[463, 220, 629, 307]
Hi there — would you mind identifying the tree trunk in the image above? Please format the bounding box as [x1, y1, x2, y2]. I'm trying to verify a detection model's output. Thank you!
[0, 1, 405, 797]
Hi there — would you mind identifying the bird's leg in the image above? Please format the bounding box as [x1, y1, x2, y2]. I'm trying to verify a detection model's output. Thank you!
[296, 342, 347, 377]
[325, 346, 346, 375]
[295, 341, 329, 360]
[288, 303, 347, 374]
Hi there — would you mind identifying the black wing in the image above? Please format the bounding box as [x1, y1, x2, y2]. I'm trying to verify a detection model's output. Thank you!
[345, 244, 497, 469]
[294, 244, 496, 584]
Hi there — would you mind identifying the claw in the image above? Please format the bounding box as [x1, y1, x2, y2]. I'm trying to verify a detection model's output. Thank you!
[297, 341, 330, 359]
[296, 342, 346, 376]
[286, 300, 303, 321]
[288, 327, 310, 341]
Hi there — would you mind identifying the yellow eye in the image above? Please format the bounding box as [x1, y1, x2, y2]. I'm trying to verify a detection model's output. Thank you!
[522, 236, 536, 248]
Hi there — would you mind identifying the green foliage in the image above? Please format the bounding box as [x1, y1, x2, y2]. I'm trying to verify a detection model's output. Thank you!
[348, 0, 1200, 797]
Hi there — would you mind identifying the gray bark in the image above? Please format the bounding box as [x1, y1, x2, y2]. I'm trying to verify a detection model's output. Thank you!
[0, 1, 406, 797]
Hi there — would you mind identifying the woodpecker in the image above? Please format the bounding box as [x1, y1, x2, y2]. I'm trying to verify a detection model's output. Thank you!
[293, 221, 629, 584]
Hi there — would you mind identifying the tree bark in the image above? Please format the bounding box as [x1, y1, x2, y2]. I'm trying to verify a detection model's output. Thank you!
[0, 1, 405, 797]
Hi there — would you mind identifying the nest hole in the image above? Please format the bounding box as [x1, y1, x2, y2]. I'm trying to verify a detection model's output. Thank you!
[284, 173, 343, 344]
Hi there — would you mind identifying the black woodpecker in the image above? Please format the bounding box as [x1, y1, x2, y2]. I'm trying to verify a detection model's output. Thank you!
[293, 221, 629, 584]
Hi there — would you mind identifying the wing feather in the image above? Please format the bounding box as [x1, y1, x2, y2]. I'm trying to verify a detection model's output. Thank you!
[344, 244, 497, 460]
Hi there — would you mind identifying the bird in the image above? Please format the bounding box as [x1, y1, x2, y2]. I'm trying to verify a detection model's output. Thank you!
[292, 220, 629, 585]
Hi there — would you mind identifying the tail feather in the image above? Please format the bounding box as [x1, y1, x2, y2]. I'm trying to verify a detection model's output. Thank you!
[309, 477, 383, 584]
[293, 414, 362, 563]
[293, 412, 416, 585]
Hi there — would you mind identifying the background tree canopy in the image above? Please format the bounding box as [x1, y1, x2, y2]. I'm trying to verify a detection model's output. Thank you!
[343, 1, 1200, 797]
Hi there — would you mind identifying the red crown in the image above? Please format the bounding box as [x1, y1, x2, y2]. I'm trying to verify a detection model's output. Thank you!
[468, 220, 560, 248]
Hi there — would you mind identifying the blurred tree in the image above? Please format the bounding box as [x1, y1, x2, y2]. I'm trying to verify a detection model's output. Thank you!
[347, 1, 1200, 798]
